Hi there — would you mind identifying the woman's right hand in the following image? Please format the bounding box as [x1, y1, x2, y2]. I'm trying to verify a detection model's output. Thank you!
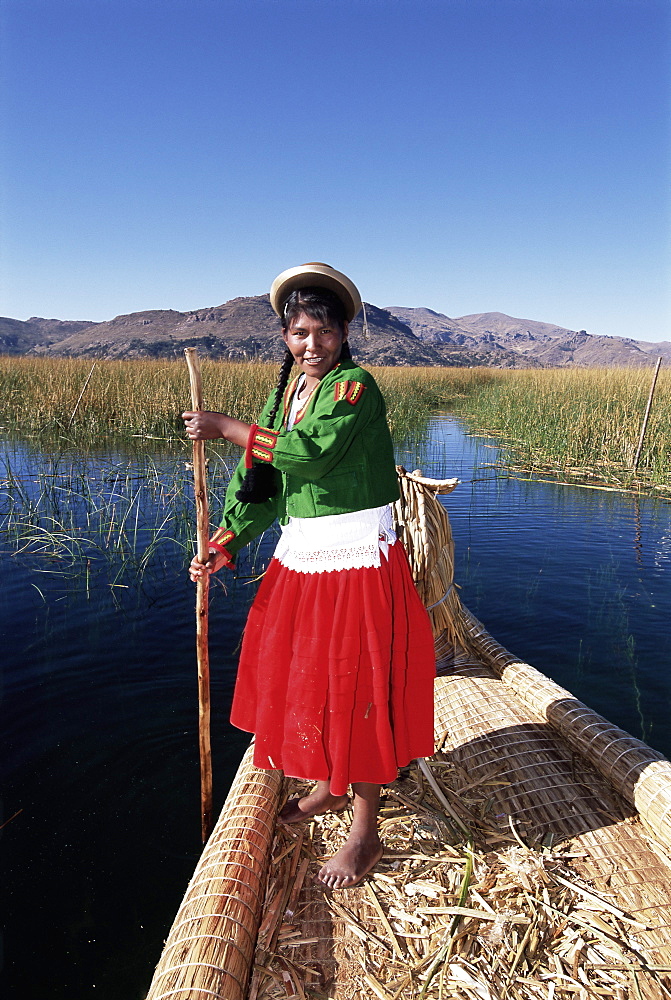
[182, 410, 252, 448]
[189, 549, 227, 582]
[182, 410, 229, 441]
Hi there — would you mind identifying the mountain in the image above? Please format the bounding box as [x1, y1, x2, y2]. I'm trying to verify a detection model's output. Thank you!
[388, 308, 671, 367]
[1, 298, 669, 368]
[0, 316, 98, 354]
[3, 297, 448, 367]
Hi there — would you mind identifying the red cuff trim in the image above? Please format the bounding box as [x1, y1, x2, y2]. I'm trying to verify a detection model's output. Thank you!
[209, 542, 235, 568]
[244, 424, 259, 470]
[255, 426, 278, 448]
[211, 527, 235, 547]
[209, 529, 236, 568]
[246, 425, 278, 464]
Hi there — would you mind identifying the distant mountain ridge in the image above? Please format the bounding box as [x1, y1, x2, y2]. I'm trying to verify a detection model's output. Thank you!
[389, 307, 670, 367]
[1, 297, 669, 368]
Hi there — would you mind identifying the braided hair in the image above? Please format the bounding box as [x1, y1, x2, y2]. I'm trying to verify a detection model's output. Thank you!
[235, 287, 351, 503]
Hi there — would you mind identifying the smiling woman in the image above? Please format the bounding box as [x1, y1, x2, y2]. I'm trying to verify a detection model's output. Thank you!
[181, 262, 436, 890]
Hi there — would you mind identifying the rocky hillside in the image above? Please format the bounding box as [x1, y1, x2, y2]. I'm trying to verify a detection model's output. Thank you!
[390, 307, 671, 367]
[1, 297, 669, 368]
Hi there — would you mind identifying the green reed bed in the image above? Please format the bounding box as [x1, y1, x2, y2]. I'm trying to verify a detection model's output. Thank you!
[450, 366, 671, 493]
[375, 365, 501, 436]
[0, 356, 277, 442]
[1, 447, 194, 580]
[2, 356, 669, 493]
[0, 441, 279, 594]
[0, 355, 469, 445]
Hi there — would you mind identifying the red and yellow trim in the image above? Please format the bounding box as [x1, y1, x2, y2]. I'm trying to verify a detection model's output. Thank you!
[244, 423, 278, 467]
[211, 527, 236, 548]
[209, 527, 236, 568]
[334, 380, 365, 405]
[292, 395, 314, 426]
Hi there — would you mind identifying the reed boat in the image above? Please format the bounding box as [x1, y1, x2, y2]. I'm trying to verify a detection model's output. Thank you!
[146, 470, 671, 1000]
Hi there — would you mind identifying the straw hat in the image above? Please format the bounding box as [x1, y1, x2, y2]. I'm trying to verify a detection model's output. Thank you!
[270, 263, 362, 323]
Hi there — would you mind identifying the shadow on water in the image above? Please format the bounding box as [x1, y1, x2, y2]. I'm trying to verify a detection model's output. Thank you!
[1, 416, 671, 998]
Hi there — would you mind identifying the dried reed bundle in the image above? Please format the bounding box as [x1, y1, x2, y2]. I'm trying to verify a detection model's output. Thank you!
[392, 466, 468, 659]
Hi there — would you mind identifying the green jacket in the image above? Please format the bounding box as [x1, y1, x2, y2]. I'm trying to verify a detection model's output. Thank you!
[212, 360, 399, 562]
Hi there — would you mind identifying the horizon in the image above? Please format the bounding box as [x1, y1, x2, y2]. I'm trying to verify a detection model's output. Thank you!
[2, 0, 670, 343]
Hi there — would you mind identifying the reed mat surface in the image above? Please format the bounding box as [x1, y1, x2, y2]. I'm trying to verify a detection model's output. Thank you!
[248, 656, 671, 999]
[459, 606, 671, 860]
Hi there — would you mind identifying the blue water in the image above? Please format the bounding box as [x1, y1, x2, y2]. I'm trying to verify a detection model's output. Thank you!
[2, 420, 670, 998]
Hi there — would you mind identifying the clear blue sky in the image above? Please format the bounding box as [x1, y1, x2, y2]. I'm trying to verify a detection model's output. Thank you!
[1, 0, 669, 341]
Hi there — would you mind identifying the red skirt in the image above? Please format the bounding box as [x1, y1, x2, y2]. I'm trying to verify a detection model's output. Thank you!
[230, 541, 436, 795]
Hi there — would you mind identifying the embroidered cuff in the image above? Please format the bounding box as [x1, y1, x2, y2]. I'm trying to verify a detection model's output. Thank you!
[211, 527, 235, 547]
[245, 424, 278, 466]
[209, 528, 236, 568]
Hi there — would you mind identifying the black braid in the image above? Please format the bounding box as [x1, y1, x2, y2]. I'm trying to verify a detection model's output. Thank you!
[235, 348, 295, 504]
[267, 347, 296, 427]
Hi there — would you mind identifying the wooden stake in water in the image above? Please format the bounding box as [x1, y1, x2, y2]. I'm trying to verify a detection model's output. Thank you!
[184, 347, 213, 843]
[633, 357, 662, 473]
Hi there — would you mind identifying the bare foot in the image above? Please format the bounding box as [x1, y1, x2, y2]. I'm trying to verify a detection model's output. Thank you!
[315, 836, 384, 889]
[279, 790, 350, 824]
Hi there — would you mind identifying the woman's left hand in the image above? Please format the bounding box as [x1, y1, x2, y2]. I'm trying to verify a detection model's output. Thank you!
[182, 410, 229, 440]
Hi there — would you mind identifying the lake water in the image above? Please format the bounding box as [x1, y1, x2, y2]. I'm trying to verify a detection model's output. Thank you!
[2, 418, 670, 999]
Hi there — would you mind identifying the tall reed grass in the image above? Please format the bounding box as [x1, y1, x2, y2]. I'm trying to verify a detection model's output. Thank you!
[0, 356, 504, 445]
[451, 366, 671, 487]
[0, 442, 276, 589]
[1, 356, 668, 488]
[0, 356, 276, 442]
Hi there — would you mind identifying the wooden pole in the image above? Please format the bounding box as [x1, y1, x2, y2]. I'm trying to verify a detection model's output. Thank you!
[633, 357, 662, 473]
[184, 347, 213, 843]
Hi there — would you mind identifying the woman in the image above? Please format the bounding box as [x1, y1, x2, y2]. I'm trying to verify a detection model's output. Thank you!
[183, 263, 435, 890]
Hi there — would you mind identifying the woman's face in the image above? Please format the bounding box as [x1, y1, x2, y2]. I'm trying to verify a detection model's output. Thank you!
[283, 311, 348, 381]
